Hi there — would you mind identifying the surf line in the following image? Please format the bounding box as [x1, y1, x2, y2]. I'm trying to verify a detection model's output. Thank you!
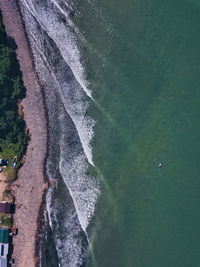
[48, 0, 95, 100]
[58, 161, 98, 265]
[24, 0, 94, 101]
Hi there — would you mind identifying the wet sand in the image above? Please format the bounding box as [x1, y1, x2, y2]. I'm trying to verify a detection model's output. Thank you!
[0, 0, 48, 266]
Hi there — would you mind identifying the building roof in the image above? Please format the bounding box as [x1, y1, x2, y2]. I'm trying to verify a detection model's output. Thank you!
[0, 229, 9, 244]
[0, 243, 8, 258]
[0, 203, 15, 214]
[0, 257, 7, 267]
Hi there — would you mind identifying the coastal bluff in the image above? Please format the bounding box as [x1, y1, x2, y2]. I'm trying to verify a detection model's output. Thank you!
[0, 0, 47, 266]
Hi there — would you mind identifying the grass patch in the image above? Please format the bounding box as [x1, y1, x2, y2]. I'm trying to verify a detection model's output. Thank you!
[4, 168, 17, 182]
[0, 214, 12, 228]
[3, 189, 14, 202]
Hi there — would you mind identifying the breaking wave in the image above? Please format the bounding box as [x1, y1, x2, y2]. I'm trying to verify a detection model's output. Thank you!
[19, 0, 101, 265]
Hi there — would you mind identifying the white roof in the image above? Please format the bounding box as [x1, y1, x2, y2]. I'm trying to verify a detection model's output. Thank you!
[0, 258, 7, 267]
[0, 243, 8, 258]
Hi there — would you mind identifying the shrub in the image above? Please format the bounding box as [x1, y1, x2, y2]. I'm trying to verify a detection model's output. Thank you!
[0, 12, 27, 179]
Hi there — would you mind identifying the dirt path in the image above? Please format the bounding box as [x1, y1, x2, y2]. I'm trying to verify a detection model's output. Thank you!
[0, 173, 7, 202]
[0, 1, 48, 266]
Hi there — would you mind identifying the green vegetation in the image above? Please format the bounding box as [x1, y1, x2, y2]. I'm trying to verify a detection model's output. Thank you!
[0, 13, 27, 180]
[0, 214, 12, 228]
[3, 189, 14, 202]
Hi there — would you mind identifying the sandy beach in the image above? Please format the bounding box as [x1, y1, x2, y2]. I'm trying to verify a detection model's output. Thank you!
[0, 0, 48, 266]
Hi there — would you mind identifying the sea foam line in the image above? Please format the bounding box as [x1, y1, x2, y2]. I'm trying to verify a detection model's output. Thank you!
[21, 0, 101, 245]
[49, 0, 94, 99]
[22, 0, 93, 100]
[22, 0, 95, 166]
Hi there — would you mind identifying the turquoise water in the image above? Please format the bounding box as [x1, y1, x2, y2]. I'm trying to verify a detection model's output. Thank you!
[71, 1, 200, 266]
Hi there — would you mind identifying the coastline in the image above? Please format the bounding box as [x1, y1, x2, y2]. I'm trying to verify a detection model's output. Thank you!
[0, 0, 48, 266]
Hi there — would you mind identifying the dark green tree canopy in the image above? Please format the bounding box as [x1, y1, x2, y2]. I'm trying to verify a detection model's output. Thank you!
[0, 12, 27, 165]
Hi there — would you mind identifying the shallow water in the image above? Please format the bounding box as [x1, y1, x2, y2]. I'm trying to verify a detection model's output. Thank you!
[73, 1, 200, 266]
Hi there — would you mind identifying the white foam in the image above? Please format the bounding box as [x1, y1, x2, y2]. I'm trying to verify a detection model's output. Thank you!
[47, 68, 95, 166]
[58, 109, 100, 231]
[20, 1, 101, 264]
[60, 152, 100, 231]
[21, 0, 95, 166]
[47, 195, 88, 267]
[22, 0, 93, 99]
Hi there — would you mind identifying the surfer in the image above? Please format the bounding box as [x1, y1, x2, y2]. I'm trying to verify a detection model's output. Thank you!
[158, 163, 162, 168]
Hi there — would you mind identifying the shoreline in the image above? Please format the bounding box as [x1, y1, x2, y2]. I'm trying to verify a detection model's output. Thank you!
[0, 0, 49, 266]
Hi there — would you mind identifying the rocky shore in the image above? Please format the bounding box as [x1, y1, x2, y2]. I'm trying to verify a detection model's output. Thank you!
[0, 0, 48, 266]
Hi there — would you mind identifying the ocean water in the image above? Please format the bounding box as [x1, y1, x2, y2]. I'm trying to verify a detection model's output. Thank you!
[19, 0, 200, 266]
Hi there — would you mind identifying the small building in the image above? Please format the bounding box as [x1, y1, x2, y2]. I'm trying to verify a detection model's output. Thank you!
[0, 229, 9, 244]
[0, 257, 7, 267]
[0, 243, 8, 258]
[0, 243, 8, 267]
[0, 203, 15, 214]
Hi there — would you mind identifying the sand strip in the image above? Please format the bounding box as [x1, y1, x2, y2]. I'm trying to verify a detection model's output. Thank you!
[0, 0, 48, 266]
[0, 173, 7, 202]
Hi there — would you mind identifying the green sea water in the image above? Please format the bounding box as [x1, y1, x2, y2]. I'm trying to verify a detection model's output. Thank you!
[72, 1, 200, 266]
